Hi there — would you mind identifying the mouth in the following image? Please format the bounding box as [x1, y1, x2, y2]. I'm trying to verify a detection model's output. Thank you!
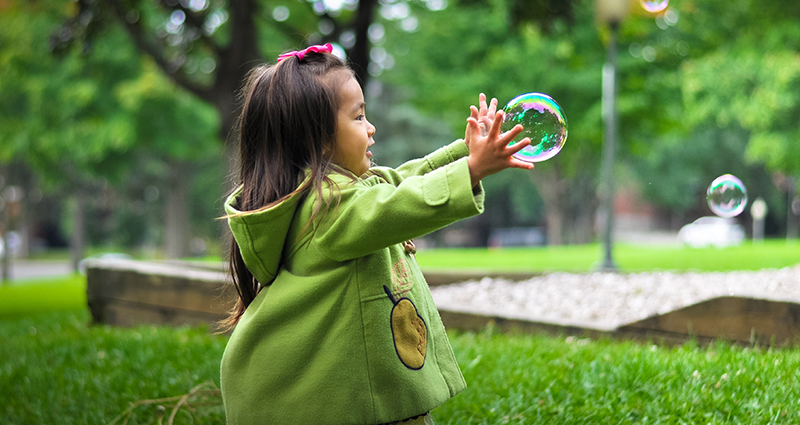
[366, 140, 375, 158]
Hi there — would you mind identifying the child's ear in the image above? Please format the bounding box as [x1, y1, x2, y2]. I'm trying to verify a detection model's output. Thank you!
[322, 142, 335, 157]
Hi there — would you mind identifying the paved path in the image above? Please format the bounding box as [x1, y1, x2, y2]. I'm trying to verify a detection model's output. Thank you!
[0, 260, 73, 282]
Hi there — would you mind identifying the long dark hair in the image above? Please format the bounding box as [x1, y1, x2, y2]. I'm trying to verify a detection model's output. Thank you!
[218, 51, 353, 333]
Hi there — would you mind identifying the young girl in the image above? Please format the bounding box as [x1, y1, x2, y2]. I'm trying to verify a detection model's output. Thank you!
[219, 43, 534, 425]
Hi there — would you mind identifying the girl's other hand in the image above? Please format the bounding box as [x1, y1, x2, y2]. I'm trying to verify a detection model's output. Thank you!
[465, 110, 534, 187]
[466, 93, 498, 145]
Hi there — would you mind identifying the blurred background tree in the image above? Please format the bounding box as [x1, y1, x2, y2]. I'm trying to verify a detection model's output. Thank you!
[1, 0, 799, 266]
[0, 0, 219, 269]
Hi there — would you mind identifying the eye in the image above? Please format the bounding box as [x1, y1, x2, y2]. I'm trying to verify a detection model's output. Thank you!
[356, 114, 365, 121]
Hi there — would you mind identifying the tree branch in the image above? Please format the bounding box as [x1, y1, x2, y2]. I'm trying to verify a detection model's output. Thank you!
[154, 0, 221, 53]
[106, 0, 214, 104]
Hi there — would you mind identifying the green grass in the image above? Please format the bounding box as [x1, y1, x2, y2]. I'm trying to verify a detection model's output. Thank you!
[435, 327, 800, 424]
[5, 310, 800, 424]
[0, 310, 227, 425]
[0, 275, 86, 318]
[4, 243, 800, 423]
[414, 240, 800, 273]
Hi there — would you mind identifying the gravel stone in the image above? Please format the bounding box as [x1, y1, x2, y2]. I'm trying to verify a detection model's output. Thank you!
[430, 265, 800, 330]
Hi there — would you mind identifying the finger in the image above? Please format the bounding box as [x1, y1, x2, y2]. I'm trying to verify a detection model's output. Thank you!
[466, 117, 480, 137]
[505, 137, 532, 155]
[498, 124, 524, 144]
[470, 105, 479, 121]
[488, 110, 504, 140]
[479, 115, 493, 130]
[464, 117, 477, 145]
[509, 158, 536, 170]
[488, 98, 498, 116]
[479, 93, 488, 117]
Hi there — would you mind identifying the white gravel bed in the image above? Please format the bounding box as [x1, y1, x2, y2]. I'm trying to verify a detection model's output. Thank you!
[430, 265, 800, 330]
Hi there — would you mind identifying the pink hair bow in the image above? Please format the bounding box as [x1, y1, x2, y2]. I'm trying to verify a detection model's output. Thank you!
[277, 43, 333, 62]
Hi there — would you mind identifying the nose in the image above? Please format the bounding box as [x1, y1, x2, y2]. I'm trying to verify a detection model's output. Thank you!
[366, 118, 376, 138]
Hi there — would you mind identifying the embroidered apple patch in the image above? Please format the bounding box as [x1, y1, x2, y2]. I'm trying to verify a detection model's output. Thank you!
[384, 285, 427, 370]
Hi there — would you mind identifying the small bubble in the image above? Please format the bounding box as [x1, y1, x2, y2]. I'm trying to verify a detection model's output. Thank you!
[707, 174, 748, 218]
[641, 0, 668, 13]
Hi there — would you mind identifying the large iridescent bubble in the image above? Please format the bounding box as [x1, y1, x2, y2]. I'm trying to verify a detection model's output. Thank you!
[500, 93, 568, 163]
[707, 174, 748, 218]
[640, 0, 669, 13]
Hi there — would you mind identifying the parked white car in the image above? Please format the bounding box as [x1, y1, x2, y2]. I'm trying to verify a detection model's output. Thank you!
[678, 216, 745, 248]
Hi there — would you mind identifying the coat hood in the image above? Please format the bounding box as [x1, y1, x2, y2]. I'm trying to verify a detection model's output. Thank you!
[225, 186, 303, 286]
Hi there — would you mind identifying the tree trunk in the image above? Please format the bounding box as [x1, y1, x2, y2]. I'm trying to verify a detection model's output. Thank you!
[1, 205, 9, 283]
[350, 0, 378, 86]
[564, 174, 599, 244]
[70, 193, 86, 274]
[529, 164, 599, 245]
[165, 160, 191, 259]
[1, 164, 8, 282]
[529, 166, 566, 245]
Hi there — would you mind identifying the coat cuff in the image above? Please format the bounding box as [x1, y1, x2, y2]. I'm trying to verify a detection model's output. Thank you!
[443, 157, 484, 217]
[424, 140, 470, 170]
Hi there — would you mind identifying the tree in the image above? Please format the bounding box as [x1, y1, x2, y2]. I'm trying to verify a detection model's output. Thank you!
[64, 0, 382, 160]
[381, 0, 607, 244]
[0, 0, 220, 264]
[381, 0, 800, 244]
[1, 0, 143, 269]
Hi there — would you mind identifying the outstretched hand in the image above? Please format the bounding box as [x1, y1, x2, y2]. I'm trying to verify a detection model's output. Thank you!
[466, 93, 498, 143]
[465, 109, 534, 187]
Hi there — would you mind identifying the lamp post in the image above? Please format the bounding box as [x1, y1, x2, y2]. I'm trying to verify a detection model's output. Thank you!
[595, 0, 629, 272]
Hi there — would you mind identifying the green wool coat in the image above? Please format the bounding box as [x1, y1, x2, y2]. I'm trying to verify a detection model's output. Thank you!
[221, 140, 485, 424]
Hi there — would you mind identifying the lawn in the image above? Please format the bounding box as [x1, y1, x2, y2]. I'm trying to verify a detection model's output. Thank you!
[4, 308, 800, 424]
[3, 243, 800, 424]
[0, 309, 227, 424]
[414, 240, 800, 273]
[0, 274, 86, 318]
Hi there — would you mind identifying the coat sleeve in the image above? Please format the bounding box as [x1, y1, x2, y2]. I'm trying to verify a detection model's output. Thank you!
[369, 139, 470, 186]
[315, 156, 484, 262]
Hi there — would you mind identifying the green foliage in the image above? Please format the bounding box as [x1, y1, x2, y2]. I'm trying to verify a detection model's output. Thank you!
[384, 0, 605, 172]
[381, 0, 800, 229]
[630, 125, 780, 217]
[0, 0, 224, 252]
[115, 61, 220, 160]
[0, 0, 141, 185]
[675, 0, 800, 177]
[380, 0, 611, 241]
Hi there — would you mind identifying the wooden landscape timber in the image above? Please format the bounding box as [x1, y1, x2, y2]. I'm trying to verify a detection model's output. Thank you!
[86, 259, 800, 346]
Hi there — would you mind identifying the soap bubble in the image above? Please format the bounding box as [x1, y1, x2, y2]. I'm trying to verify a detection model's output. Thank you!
[500, 93, 568, 163]
[641, 0, 668, 13]
[707, 174, 748, 218]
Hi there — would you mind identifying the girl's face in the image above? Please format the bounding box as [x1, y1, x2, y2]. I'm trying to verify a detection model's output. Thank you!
[331, 76, 375, 176]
